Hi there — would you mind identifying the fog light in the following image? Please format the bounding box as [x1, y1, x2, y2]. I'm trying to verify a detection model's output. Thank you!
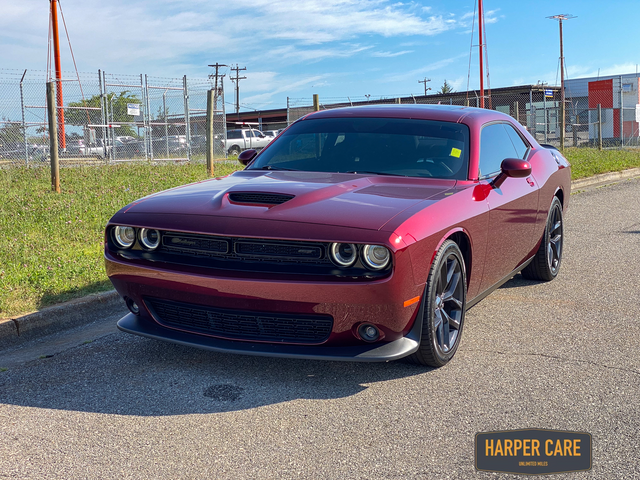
[125, 297, 140, 315]
[358, 323, 380, 342]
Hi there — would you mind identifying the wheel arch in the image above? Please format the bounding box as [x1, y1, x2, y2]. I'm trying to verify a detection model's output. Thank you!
[431, 228, 472, 290]
[554, 186, 564, 207]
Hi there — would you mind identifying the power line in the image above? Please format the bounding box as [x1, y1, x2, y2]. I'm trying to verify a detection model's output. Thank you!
[230, 64, 247, 115]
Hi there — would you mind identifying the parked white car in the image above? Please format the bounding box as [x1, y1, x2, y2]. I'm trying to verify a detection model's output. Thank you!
[225, 129, 271, 156]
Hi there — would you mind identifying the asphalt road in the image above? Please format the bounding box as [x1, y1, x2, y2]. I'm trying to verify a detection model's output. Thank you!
[1, 178, 639, 479]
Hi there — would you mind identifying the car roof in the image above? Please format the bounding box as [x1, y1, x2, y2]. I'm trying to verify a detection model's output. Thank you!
[302, 104, 513, 125]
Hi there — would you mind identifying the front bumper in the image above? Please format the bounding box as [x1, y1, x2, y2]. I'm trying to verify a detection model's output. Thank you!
[117, 308, 423, 362]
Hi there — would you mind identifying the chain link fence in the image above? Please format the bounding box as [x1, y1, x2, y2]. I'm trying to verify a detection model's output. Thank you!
[0, 69, 228, 168]
[287, 80, 640, 150]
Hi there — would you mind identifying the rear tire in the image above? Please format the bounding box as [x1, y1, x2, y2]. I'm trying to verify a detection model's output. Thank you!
[522, 196, 563, 281]
[408, 240, 467, 367]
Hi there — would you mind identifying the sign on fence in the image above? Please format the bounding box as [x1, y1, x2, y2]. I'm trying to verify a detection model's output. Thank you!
[127, 103, 140, 116]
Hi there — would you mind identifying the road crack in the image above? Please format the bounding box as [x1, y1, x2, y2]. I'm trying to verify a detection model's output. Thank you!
[466, 349, 640, 377]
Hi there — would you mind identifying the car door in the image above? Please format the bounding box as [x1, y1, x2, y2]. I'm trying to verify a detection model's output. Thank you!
[477, 122, 539, 292]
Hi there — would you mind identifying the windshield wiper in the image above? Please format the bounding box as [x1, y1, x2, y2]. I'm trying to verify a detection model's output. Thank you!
[345, 170, 405, 177]
[253, 165, 297, 171]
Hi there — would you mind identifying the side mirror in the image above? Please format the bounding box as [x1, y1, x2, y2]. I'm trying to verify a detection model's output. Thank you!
[491, 158, 532, 188]
[238, 149, 257, 166]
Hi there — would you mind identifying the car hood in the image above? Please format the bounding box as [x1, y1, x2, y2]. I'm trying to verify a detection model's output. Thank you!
[122, 170, 456, 231]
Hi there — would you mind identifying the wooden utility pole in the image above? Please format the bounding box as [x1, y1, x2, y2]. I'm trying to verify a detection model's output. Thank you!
[548, 14, 575, 150]
[47, 82, 60, 193]
[50, 0, 66, 150]
[230, 64, 247, 115]
[418, 78, 431, 96]
[208, 63, 227, 97]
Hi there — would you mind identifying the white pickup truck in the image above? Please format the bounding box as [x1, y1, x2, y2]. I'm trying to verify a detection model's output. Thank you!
[225, 129, 272, 156]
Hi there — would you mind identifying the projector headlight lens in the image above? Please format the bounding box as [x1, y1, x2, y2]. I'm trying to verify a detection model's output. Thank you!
[139, 228, 160, 250]
[330, 243, 357, 267]
[362, 244, 390, 270]
[113, 226, 136, 249]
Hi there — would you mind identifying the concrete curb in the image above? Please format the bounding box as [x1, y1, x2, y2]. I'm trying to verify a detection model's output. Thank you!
[0, 290, 122, 350]
[2, 167, 640, 351]
[571, 167, 640, 191]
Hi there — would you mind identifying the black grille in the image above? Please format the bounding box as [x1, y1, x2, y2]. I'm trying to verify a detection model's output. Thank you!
[235, 241, 323, 259]
[145, 298, 333, 344]
[162, 233, 229, 257]
[228, 192, 294, 205]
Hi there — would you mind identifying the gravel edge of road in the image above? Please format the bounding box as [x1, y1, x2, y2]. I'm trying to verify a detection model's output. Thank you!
[1, 166, 640, 349]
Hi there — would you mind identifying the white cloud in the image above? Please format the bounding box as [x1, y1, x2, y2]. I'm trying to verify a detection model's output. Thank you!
[372, 50, 414, 58]
[381, 53, 468, 82]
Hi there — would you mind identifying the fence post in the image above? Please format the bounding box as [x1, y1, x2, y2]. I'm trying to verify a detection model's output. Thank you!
[20, 69, 28, 166]
[514, 101, 519, 123]
[559, 100, 565, 150]
[543, 89, 548, 144]
[46, 82, 60, 193]
[286, 97, 290, 126]
[313, 94, 319, 112]
[573, 114, 578, 147]
[396, 98, 401, 104]
[144, 74, 154, 161]
[206, 89, 215, 177]
[597, 104, 603, 150]
[99, 70, 108, 164]
[183, 75, 192, 161]
[619, 75, 624, 149]
[529, 87, 534, 134]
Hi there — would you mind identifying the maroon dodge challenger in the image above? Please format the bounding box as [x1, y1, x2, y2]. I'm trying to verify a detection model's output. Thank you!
[105, 105, 570, 367]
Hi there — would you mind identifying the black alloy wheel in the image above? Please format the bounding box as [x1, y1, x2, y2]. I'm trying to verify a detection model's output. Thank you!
[522, 196, 563, 281]
[409, 240, 467, 367]
[228, 146, 241, 157]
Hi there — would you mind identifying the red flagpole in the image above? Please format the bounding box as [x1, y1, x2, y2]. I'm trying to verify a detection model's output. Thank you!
[478, 0, 485, 108]
[50, 0, 66, 149]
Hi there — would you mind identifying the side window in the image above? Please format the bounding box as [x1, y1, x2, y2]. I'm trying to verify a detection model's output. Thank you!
[479, 123, 518, 178]
[244, 130, 254, 138]
[504, 124, 529, 159]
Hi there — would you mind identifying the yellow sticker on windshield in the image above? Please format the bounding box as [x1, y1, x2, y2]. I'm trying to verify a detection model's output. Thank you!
[450, 148, 461, 158]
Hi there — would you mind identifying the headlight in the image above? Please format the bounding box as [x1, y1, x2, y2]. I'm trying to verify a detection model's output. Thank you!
[113, 226, 136, 249]
[330, 243, 357, 267]
[139, 228, 161, 250]
[362, 244, 390, 270]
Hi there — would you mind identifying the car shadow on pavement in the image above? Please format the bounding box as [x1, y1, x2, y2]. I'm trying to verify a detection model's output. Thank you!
[495, 273, 541, 289]
[0, 333, 434, 416]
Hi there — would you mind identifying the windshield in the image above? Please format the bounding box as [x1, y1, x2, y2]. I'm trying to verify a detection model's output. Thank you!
[248, 117, 469, 180]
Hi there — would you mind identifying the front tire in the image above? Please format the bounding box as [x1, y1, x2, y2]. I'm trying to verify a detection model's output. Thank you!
[408, 240, 467, 367]
[522, 196, 563, 281]
[228, 146, 241, 157]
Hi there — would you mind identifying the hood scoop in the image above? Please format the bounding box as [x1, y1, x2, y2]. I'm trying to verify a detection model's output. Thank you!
[228, 192, 295, 206]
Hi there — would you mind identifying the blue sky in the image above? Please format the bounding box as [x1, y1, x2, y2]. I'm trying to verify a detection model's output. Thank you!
[1, 0, 639, 111]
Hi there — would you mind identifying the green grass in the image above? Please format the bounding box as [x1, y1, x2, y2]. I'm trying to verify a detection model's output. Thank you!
[1, 148, 639, 317]
[0, 161, 241, 317]
[564, 148, 640, 180]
